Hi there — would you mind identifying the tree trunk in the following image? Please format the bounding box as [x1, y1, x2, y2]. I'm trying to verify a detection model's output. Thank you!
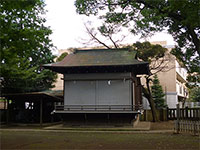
[142, 77, 158, 122]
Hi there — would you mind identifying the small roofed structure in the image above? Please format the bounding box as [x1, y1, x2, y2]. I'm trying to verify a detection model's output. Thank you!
[44, 48, 149, 125]
[3, 91, 63, 126]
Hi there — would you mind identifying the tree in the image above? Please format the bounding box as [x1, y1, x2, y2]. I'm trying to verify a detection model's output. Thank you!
[0, 0, 57, 94]
[75, 0, 200, 87]
[151, 74, 166, 109]
[131, 41, 169, 121]
[189, 87, 200, 102]
[80, 22, 128, 49]
[56, 52, 68, 62]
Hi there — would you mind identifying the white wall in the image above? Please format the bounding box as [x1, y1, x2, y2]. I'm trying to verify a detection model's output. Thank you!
[142, 92, 178, 109]
[142, 97, 151, 110]
[175, 60, 187, 81]
[64, 73, 133, 106]
[165, 92, 178, 108]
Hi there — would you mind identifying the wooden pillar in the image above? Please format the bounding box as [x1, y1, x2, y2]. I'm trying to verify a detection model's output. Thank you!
[166, 107, 169, 121]
[40, 99, 43, 127]
[6, 99, 9, 124]
[185, 107, 188, 119]
[84, 113, 87, 124]
[107, 113, 110, 124]
[51, 102, 54, 123]
[194, 121, 197, 136]
[4, 99, 6, 109]
[176, 104, 180, 134]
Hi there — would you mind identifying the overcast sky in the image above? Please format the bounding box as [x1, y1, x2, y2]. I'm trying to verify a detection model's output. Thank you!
[45, 0, 175, 52]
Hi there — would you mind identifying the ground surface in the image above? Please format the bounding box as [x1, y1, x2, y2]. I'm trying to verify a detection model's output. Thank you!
[1, 130, 199, 150]
[150, 121, 174, 130]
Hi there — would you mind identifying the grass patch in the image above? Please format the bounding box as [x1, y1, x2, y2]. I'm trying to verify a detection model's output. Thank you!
[1, 130, 199, 149]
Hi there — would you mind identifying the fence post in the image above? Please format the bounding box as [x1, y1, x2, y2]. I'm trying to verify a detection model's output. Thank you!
[194, 121, 197, 135]
[185, 106, 188, 119]
[6, 99, 9, 124]
[166, 107, 169, 120]
[176, 104, 180, 134]
[160, 109, 164, 121]
[145, 110, 148, 121]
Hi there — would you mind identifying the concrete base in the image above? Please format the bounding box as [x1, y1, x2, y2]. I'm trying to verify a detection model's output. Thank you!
[133, 121, 151, 130]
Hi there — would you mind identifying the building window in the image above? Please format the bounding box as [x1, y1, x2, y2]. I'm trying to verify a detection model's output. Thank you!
[176, 82, 179, 93]
[184, 88, 187, 97]
[180, 86, 182, 95]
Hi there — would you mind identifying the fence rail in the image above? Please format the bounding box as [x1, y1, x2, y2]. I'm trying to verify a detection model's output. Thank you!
[167, 107, 200, 121]
[55, 105, 140, 112]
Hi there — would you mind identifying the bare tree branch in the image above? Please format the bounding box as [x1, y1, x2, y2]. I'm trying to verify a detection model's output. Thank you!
[108, 35, 118, 48]
[81, 22, 128, 49]
[84, 23, 111, 49]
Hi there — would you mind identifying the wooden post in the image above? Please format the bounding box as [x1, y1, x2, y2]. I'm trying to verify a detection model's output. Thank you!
[185, 107, 188, 119]
[40, 99, 43, 127]
[84, 113, 87, 125]
[4, 99, 6, 109]
[194, 121, 197, 136]
[160, 109, 164, 121]
[176, 104, 180, 134]
[107, 114, 110, 124]
[6, 100, 9, 124]
[145, 110, 148, 121]
[166, 107, 169, 121]
[51, 102, 54, 123]
[173, 109, 176, 119]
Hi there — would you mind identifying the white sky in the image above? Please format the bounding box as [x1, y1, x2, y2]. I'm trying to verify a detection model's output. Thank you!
[45, 0, 175, 53]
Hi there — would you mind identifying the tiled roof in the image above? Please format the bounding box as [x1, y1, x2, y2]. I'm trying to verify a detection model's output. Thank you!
[43, 48, 149, 74]
[45, 49, 145, 67]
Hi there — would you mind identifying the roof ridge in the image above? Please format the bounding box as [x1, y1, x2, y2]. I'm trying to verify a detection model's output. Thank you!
[75, 48, 130, 52]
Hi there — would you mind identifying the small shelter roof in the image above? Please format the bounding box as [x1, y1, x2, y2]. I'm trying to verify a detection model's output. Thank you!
[4, 90, 63, 102]
[43, 48, 149, 75]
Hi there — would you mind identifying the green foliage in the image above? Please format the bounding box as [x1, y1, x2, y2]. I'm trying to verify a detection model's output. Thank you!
[151, 75, 166, 109]
[189, 87, 200, 102]
[131, 41, 167, 63]
[186, 73, 200, 89]
[75, 0, 200, 83]
[56, 52, 68, 62]
[0, 0, 57, 94]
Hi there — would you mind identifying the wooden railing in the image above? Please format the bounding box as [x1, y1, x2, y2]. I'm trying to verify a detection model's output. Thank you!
[174, 120, 200, 135]
[55, 105, 141, 112]
[173, 104, 200, 135]
[167, 107, 200, 121]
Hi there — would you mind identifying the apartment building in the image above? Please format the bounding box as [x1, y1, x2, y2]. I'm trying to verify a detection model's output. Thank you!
[144, 41, 188, 108]
[51, 49, 72, 91]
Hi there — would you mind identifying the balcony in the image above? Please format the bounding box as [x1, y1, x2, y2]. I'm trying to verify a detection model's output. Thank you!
[176, 72, 187, 83]
[175, 61, 187, 82]
[53, 105, 141, 114]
